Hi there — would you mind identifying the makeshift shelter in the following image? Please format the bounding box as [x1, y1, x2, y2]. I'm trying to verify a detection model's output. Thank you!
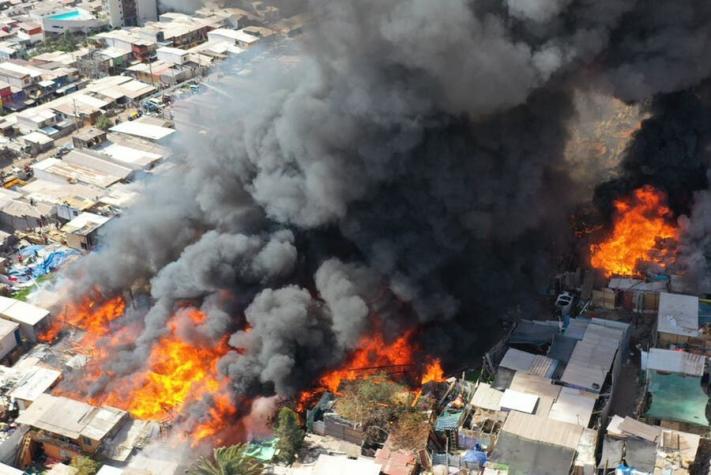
[641, 348, 705, 377]
[646, 372, 709, 428]
[508, 320, 558, 347]
[489, 432, 576, 475]
[599, 437, 657, 473]
[657, 292, 699, 346]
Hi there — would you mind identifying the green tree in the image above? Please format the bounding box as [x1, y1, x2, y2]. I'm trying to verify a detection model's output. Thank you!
[70, 456, 100, 475]
[274, 407, 305, 465]
[189, 443, 264, 475]
[95, 114, 112, 130]
[58, 31, 78, 52]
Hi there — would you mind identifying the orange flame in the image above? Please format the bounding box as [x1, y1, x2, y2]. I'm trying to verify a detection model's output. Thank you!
[38, 294, 126, 343]
[297, 328, 447, 412]
[44, 297, 236, 445]
[590, 185, 678, 277]
[420, 358, 444, 385]
[320, 330, 415, 394]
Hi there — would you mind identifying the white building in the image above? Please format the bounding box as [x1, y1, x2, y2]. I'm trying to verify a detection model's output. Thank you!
[105, 0, 158, 28]
[156, 46, 188, 65]
[41, 9, 107, 34]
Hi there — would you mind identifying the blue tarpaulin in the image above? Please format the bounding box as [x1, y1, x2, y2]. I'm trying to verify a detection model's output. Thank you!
[463, 449, 488, 467]
[9, 246, 79, 284]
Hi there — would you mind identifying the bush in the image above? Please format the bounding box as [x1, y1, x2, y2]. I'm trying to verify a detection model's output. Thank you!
[70, 456, 100, 475]
[274, 407, 304, 465]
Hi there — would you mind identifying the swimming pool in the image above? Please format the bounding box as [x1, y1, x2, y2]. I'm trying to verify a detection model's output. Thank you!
[48, 10, 82, 20]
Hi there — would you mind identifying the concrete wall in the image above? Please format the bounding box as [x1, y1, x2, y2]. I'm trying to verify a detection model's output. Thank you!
[0, 328, 17, 360]
[42, 15, 106, 34]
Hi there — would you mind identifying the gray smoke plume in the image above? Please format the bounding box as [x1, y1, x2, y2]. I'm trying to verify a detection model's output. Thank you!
[58, 0, 711, 417]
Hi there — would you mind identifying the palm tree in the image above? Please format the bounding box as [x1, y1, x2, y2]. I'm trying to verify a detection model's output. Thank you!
[189, 443, 265, 475]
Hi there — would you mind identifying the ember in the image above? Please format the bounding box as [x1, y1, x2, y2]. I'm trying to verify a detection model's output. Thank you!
[590, 186, 678, 277]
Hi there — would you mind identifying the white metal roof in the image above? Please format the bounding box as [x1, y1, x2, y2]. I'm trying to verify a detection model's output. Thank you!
[100, 143, 162, 168]
[9, 366, 61, 402]
[16, 393, 125, 441]
[502, 411, 584, 450]
[500, 389, 538, 414]
[22, 131, 53, 145]
[96, 467, 123, 475]
[470, 383, 503, 411]
[62, 211, 110, 234]
[549, 387, 596, 427]
[618, 417, 661, 443]
[0, 463, 24, 475]
[0, 296, 49, 326]
[560, 320, 626, 393]
[508, 372, 561, 417]
[309, 454, 381, 475]
[657, 292, 699, 337]
[110, 121, 175, 142]
[642, 348, 705, 377]
[499, 348, 557, 378]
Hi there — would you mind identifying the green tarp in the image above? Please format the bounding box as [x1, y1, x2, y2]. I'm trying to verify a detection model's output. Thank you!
[245, 438, 279, 462]
[646, 372, 709, 427]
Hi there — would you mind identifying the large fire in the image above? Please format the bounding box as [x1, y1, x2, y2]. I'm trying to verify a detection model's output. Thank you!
[590, 185, 678, 277]
[297, 327, 445, 411]
[41, 296, 236, 445]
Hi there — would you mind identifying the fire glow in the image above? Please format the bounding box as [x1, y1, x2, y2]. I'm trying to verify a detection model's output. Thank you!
[590, 185, 678, 277]
[298, 328, 445, 410]
[41, 296, 236, 445]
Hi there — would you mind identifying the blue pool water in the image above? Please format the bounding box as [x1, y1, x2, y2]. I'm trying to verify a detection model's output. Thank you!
[48, 10, 81, 20]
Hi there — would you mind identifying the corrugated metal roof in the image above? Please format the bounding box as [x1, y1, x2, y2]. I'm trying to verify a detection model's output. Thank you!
[548, 387, 596, 427]
[618, 417, 661, 443]
[564, 318, 589, 340]
[657, 292, 699, 337]
[560, 320, 625, 393]
[499, 348, 557, 379]
[509, 372, 560, 417]
[501, 411, 584, 450]
[500, 389, 538, 414]
[470, 383, 503, 412]
[499, 348, 535, 372]
[642, 348, 705, 377]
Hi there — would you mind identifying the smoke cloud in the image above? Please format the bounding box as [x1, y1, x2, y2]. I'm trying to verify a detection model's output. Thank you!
[59, 0, 711, 411]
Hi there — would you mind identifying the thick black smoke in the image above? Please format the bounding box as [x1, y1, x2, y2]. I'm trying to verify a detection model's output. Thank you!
[593, 90, 711, 218]
[60, 0, 711, 412]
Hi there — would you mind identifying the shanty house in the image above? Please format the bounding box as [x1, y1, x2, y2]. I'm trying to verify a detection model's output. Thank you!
[607, 278, 666, 313]
[16, 394, 127, 462]
[9, 366, 62, 410]
[61, 212, 111, 250]
[488, 411, 583, 474]
[21, 131, 53, 154]
[657, 292, 699, 347]
[645, 371, 709, 433]
[641, 348, 705, 377]
[0, 296, 50, 342]
[109, 119, 174, 144]
[72, 127, 107, 149]
[559, 318, 628, 394]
